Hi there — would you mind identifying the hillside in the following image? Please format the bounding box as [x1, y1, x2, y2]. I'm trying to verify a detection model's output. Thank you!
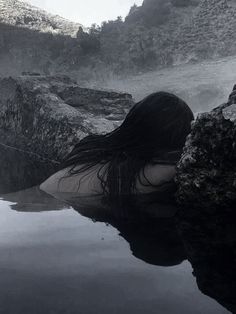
[125, 0, 200, 26]
[1, 0, 236, 78]
[174, 0, 236, 63]
[0, 0, 84, 37]
[94, 0, 200, 73]
[74, 0, 236, 76]
[113, 0, 236, 70]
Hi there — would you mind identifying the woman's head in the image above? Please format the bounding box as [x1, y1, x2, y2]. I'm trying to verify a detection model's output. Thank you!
[61, 92, 194, 196]
[110, 92, 194, 157]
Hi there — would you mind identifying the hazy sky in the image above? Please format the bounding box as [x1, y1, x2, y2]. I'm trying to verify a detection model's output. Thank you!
[25, 0, 143, 27]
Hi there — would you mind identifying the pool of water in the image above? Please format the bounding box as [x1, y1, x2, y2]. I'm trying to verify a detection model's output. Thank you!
[0, 145, 233, 314]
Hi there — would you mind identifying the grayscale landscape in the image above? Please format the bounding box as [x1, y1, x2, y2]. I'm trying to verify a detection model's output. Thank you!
[0, 0, 236, 313]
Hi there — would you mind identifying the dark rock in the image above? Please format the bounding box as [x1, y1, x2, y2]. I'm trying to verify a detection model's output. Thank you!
[22, 71, 41, 76]
[175, 85, 236, 312]
[0, 75, 133, 163]
[176, 86, 236, 209]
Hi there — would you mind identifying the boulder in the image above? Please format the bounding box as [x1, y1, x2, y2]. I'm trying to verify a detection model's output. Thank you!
[176, 86, 236, 312]
[176, 86, 236, 209]
[0, 75, 133, 163]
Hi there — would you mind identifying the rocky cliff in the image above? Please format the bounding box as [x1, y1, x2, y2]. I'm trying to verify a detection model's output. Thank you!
[0, 75, 133, 163]
[176, 86, 236, 209]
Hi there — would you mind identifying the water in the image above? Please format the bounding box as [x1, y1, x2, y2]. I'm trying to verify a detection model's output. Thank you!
[0, 145, 232, 314]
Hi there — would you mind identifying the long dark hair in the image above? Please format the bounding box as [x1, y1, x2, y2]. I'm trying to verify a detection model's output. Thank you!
[60, 92, 194, 197]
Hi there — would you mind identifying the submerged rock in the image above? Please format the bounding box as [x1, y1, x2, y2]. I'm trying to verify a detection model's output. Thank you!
[176, 86, 236, 209]
[0, 75, 133, 162]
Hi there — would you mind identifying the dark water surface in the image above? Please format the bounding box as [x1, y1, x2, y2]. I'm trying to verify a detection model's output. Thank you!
[0, 145, 232, 314]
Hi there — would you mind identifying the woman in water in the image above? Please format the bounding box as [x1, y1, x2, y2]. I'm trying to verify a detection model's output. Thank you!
[40, 92, 194, 199]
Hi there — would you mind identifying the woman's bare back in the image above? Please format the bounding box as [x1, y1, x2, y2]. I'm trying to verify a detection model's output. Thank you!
[40, 163, 176, 196]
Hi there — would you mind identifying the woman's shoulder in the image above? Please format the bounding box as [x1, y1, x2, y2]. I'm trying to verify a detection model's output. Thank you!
[40, 162, 177, 196]
[145, 163, 176, 182]
[40, 165, 104, 195]
[40, 167, 72, 193]
[135, 163, 176, 194]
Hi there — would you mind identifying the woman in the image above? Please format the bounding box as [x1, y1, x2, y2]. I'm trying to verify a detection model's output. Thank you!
[40, 92, 194, 199]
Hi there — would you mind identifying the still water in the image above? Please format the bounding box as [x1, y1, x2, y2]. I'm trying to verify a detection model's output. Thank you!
[0, 144, 232, 314]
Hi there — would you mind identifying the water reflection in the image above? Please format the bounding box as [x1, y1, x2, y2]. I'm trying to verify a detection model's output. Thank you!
[0, 144, 233, 313]
[0, 143, 58, 194]
[2, 186, 66, 212]
[177, 209, 236, 314]
[2, 188, 186, 267]
[60, 193, 236, 313]
[73, 202, 186, 267]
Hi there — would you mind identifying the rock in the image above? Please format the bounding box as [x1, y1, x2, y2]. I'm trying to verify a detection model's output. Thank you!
[0, 75, 133, 163]
[176, 86, 236, 310]
[176, 86, 236, 209]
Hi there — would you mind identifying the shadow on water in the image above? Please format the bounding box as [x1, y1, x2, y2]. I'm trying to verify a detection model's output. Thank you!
[69, 195, 186, 267]
[177, 208, 236, 314]
[0, 143, 59, 194]
[0, 144, 235, 313]
[0, 143, 65, 211]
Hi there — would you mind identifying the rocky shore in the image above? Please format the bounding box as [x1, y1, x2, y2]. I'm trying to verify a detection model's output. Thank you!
[0, 74, 235, 314]
[176, 86, 236, 210]
[0, 74, 236, 209]
[175, 85, 236, 312]
[0, 75, 133, 163]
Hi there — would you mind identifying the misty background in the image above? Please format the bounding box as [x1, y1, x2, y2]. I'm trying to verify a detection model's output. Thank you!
[0, 3, 235, 314]
[1, 0, 236, 112]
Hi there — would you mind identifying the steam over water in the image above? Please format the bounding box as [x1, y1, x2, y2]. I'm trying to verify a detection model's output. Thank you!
[89, 56, 236, 114]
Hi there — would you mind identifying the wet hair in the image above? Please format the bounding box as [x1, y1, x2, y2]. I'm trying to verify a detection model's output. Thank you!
[60, 92, 194, 197]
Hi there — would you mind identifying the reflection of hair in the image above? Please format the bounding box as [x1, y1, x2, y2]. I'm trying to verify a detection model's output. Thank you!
[60, 92, 194, 197]
[72, 203, 186, 267]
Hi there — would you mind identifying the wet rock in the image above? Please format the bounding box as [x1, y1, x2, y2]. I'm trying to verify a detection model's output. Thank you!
[0, 75, 133, 163]
[176, 86, 236, 209]
[176, 86, 236, 311]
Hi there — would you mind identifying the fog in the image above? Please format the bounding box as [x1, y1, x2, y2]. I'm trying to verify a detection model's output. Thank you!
[86, 56, 236, 114]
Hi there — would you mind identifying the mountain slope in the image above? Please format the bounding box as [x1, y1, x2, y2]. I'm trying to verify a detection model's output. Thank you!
[174, 0, 236, 63]
[123, 0, 236, 67]
[1, 0, 236, 78]
[0, 0, 84, 37]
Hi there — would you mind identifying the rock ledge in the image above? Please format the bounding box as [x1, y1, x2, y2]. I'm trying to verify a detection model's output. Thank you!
[176, 90, 236, 209]
[0, 75, 133, 162]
